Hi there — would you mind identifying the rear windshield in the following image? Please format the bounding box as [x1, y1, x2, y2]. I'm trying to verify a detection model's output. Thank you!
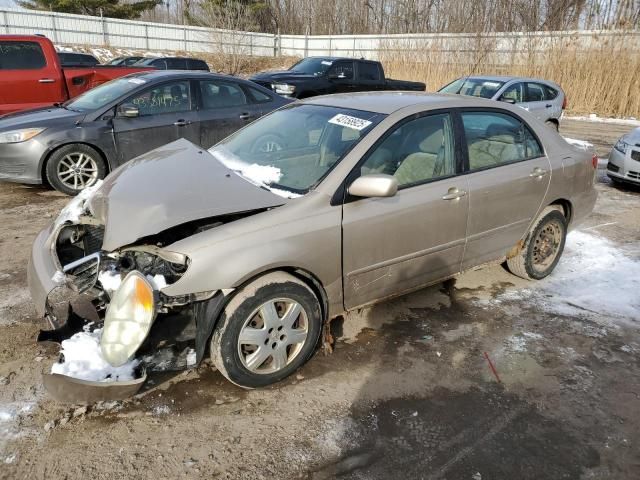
[439, 78, 505, 99]
[0, 41, 46, 70]
[209, 104, 386, 196]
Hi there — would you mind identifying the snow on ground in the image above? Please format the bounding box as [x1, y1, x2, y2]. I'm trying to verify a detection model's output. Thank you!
[564, 114, 640, 127]
[563, 137, 594, 151]
[51, 328, 139, 382]
[55, 44, 171, 62]
[488, 231, 640, 325]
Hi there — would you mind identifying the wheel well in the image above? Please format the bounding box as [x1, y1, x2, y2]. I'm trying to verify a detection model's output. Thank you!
[546, 118, 559, 126]
[550, 199, 572, 223]
[40, 142, 110, 183]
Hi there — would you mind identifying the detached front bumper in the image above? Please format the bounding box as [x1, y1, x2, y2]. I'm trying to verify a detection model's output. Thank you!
[27, 224, 61, 320]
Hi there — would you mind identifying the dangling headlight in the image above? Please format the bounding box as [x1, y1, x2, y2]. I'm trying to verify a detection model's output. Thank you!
[101, 271, 156, 367]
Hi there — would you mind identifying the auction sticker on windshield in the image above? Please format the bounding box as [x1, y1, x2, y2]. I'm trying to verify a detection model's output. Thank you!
[328, 114, 372, 131]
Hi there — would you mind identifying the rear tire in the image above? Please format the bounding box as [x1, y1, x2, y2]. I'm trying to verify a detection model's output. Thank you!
[506, 207, 567, 280]
[545, 120, 559, 132]
[45, 144, 106, 196]
[210, 272, 322, 388]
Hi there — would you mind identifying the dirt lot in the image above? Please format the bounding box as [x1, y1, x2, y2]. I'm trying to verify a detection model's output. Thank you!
[1, 120, 639, 480]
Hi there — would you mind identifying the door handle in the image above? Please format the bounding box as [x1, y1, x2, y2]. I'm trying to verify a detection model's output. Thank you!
[39, 78, 55, 83]
[173, 119, 191, 126]
[529, 167, 548, 178]
[545, 104, 552, 108]
[239, 113, 251, 120]
[442, 187, 467, 200]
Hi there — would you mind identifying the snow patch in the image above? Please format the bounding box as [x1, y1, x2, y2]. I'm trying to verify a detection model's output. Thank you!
[186, 348, 197, 366]
[564, 114, 640, 127]
[98, 269, 122, 295]
[488, 231, 640, 325]
[51, 270, 66, 285]
[563, 137, 594, 151]
[55, 180, 103, 226]
[51, 328, 139, 382]
[146, 274, 167, 290]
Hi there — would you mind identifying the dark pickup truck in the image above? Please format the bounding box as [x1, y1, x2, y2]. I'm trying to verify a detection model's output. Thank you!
[250, 57, 425, 99]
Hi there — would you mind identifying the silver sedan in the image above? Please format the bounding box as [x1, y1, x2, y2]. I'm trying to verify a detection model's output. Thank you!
[607, 127, 640, 185]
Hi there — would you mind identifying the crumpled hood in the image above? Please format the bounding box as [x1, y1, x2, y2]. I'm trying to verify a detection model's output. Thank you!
[250, 70, 318, 82]
[86, 138, 287, 251]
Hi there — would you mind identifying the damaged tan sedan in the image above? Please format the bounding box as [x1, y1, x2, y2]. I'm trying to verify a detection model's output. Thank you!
[28, 92, 597, 397]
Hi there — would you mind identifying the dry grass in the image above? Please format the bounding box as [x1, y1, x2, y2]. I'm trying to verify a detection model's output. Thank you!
[380, 32, 640, 118]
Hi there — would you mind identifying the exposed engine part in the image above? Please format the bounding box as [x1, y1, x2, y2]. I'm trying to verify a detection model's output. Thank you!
[116, 250, 187, 284]
[56, 223, 105, 267]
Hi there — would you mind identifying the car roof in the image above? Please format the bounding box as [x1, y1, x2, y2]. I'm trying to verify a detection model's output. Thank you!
[460, 75, 558, 85]
[302, 91, 505, 115]
[124, 70, 249, 83]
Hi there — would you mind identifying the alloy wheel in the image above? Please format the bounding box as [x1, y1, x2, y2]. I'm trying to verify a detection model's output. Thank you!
[56, 152, 99, 191]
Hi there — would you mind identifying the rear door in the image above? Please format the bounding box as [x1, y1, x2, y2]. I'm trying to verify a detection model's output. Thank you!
[354, 61, 383, 91]
[342, 111, 469, 309]
[460, 110, 551, 269]
[196, 78, 262, 148]
[113, 79, 200, 162]
[522, 82, 551, 120]
[0, 40, 64, 113]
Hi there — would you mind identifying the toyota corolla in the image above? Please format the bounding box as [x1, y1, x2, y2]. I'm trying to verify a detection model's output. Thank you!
[28, 92, 597, 397]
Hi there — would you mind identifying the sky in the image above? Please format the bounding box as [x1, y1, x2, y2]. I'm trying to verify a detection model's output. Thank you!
[0, 0, 20, 8]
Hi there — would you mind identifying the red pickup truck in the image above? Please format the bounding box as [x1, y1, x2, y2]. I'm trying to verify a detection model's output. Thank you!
[0, 35, 151, 115]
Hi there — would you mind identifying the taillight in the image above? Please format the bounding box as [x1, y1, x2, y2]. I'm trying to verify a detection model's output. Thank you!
[562, 95, 567, 110]
[592, 154, 598, 169]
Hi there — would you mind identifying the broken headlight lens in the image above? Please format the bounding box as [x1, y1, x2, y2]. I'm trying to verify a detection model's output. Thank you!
[101, 271, 156, 367]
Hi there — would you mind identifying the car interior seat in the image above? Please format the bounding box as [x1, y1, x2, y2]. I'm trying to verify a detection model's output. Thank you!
[393, 128, 444, 185]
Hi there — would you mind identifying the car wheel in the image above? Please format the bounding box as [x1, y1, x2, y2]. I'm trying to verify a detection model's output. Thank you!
[506, 207, 567, 280]
[545, 120, 559, 132]
[46, 144, 106, 196]
[251, 134, 284, 154]
[210, 271, 322, 388]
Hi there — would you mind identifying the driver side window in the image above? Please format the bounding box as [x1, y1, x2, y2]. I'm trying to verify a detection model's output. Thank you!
[328, 62, 354, 80]
[125, 81, 191, 116]
[358, 113, 455, 187]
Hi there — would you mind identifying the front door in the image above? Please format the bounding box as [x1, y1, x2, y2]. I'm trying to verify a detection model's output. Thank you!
[113, 79, 199, 162]
[326, 61, 356, 94]
[342, 112, 469, 310]
[459, 110, 551, 269]
[196, 78, 262, 148]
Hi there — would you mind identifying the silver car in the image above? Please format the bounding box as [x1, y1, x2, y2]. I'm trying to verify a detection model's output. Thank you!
[28, 92, 597, 395]
[439, 76, 566, 130]
[607, 127, 640, 185]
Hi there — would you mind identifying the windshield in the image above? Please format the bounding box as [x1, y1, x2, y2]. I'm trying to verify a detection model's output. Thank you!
[289, 58, 334, 76]
[439, 78, 505, 99]
[65, 76, 148, 112]
[209, 104, 385, 197]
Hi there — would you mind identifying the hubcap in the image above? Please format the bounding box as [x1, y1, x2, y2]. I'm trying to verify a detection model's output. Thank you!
[532, 220, 562, 272]
[57, 153, 99, 191]
[238, 298, 308, 374]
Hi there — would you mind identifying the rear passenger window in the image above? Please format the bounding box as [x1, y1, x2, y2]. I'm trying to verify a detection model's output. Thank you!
[166, 58, 187, 70]
[543, 85, 558, 100]
[328, 62, 354, 80]
[525, 83, 546, 102]
[246, 86, 272, 104]
[359, 113, 455, 187]
[200, 80, 247, 108]
[189, 59, 209, 71]
[358, 62, 381, 81]
[0, 41, 46, 69]
[462, 112, 542, 170]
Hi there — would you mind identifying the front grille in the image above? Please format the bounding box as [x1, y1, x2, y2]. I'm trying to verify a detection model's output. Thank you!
[607, 162, 620, 173]
[627, 170, 640, 180]
[631, 150, 640, 162]
[62, 252, 100, 293]
[83, 225, 104, 255]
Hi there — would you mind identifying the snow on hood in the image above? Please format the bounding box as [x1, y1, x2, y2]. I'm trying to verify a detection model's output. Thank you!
[85, 139, 287, 251]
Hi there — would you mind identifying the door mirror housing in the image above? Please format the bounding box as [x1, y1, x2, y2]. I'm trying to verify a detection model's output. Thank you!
[500, 97, 517, 104]
[117, 104, 139, 118]
[348, 174, 398, 198]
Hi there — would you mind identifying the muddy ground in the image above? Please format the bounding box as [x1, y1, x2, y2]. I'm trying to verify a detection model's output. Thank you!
[0, 120, 639, 479]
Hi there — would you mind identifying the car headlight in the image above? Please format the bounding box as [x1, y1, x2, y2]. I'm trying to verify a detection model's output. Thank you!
[0, 127, 45, 144]
[273, 83, 296, 95]
[100, 271, 156, 367]
[614, 138, 629, 154]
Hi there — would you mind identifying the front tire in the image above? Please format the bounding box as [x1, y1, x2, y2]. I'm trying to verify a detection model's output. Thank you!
[211, 272, 322, 388]
[45, 144, 106, 196]
[506, 207, 567, 280]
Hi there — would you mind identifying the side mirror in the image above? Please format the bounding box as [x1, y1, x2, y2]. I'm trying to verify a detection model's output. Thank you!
[348, 174, 398, 198]
[500, 97, 517, 104]
[117, 104, 139, 118]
